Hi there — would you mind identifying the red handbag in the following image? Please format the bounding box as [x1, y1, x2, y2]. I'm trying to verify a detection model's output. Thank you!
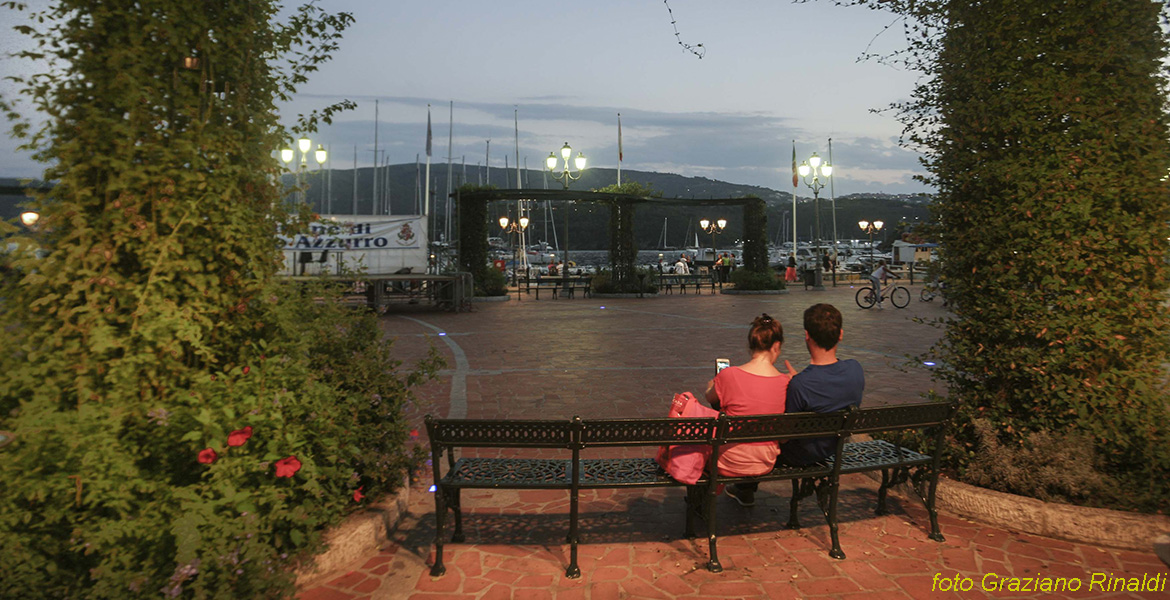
[655, 392, 718, 484]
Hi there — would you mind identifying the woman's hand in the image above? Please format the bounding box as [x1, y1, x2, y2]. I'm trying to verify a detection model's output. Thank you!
[704, 378, 719, 408]
[784, 360, 798, 377]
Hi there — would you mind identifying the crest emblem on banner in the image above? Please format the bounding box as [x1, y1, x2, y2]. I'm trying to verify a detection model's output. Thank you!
[397, 223, 416, 246]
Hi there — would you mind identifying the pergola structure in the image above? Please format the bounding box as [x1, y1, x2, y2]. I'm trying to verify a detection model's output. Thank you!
[455, 187, 768, 292]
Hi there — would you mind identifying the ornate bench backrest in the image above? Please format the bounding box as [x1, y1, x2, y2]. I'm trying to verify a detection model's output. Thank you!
[425, 417, 573, 449]
[843, 402, 956, 435]
[718, 411, 846, 444]
[580, 417, 716, 447]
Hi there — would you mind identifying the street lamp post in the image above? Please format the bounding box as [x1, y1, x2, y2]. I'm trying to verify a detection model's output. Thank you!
[798, 152, 833, 290]
[499, 215, 530, 299]
[546, 142, 587, 285]
[699, 218, 727, 287]
[858, 219, 884, 273]
[280, 137, 327, 208]
[699, 216, 726, 262]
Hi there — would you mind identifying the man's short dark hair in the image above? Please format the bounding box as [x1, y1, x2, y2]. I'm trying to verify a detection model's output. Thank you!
[804, 303, 842, 351]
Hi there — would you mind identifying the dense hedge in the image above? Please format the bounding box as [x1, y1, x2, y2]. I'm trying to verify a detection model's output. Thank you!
[0, 1, 442, 597]
[838, 0, 1170, 511]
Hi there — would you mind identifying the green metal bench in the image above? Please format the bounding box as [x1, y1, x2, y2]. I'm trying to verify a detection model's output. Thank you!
[424, 401, 955, 578]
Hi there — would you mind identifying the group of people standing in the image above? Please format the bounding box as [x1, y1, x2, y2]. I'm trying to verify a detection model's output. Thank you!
[657, 253, 738, 277]
[703, 303, 864, 506]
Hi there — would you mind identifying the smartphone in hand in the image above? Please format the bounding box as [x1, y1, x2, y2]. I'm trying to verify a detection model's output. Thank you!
[716, 358, 730, 374]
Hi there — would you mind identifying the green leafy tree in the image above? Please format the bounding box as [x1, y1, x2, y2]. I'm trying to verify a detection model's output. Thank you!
[823, 0, 1170, 510]
[0, 1, 440, 597]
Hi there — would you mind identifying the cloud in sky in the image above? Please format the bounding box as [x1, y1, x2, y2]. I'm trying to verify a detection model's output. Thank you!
[0, 1, 931, 195]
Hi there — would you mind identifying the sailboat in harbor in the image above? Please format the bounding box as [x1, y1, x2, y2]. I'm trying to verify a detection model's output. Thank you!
[657, 218, 678, 250]
[683, 218, 700, 255]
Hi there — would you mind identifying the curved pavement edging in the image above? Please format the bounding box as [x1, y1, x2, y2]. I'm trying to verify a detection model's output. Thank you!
[470, 295, 510, 302]
[720, 288, 789, 295]
[874, 472, 1170, 551]
[295, 476, 410, 588]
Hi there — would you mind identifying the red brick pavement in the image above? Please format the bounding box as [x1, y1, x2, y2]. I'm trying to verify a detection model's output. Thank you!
[300, 286, 1167, 599]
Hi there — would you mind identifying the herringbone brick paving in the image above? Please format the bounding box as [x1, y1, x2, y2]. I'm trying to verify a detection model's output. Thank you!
[299, 284, 1167, 599]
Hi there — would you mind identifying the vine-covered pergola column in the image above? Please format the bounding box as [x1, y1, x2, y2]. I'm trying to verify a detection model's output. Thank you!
[608, 200, 637, 288]
[741, 196, 768, 272]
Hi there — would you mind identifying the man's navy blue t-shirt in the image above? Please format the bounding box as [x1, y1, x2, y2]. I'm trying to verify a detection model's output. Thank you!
[780, 359, 865, 466]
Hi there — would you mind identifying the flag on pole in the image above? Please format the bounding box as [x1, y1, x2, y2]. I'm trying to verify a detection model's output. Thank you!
[790, 140, 800, 187]
[426, 107, 432, 158]
[617, 113, 623, 186]
[618, 114, 623, 162]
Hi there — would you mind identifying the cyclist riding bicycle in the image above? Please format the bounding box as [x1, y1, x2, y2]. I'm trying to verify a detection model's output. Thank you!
[869, 260, 897, 309]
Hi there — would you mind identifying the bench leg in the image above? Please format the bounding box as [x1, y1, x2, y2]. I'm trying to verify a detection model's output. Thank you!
[705, 482, 722, 573]
[684, 485, 701, 538]
[825, 478, 846, 560]
[925, 469, 945, 542]
[876, 469, 891, 515]
[450, 488, 465, 543]
[430, 486, 448, 576]
[566, 489, 581, 578]
[786, 479, 803, 529]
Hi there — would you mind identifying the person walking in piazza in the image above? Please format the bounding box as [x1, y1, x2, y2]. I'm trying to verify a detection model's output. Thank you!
[674, 254, 690, 275]
[704, 314, 790, 507]
[779, 303, 865, 467]
[786, 255, 798, 283]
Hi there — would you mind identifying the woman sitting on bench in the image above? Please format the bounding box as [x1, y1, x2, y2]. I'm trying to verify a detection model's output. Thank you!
[704, 314, 790, 506]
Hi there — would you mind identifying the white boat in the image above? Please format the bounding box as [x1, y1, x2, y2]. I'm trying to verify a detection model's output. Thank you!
[527, 240, 559, 264]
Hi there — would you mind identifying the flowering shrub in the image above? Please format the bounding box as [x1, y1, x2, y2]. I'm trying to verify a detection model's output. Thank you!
[0, 1, 443, 598]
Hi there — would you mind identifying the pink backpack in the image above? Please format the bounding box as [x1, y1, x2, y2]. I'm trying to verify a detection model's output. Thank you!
[655, 392, 719, 484]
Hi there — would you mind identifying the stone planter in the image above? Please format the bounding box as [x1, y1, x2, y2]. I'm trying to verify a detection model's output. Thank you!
[295, 476, 412, 587]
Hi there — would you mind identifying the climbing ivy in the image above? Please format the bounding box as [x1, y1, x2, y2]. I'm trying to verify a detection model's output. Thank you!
[0, 1, 442, 597]
[820, 0, 1170, 511]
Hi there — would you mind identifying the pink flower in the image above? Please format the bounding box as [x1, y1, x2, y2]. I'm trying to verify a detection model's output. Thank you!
[274, 456, 301, 478]
[353, 486, 365, 503]
[409, 429, 419, 440]
[197, 448, 217, 464]
[242, 366, 250, 375]
[227, 426, 253, 447]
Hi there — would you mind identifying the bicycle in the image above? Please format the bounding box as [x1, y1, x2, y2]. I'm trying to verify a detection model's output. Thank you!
[856, 281, 910, 309]
[920, 280, 942, 302]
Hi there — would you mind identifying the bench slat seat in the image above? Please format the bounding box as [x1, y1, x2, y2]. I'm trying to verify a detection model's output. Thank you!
[580, 458, 670, 486]
[443, 457, 571, 488]
[837, 439, 931, 473]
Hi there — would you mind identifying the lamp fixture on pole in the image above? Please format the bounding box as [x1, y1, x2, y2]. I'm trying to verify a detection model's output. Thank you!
[19, 211, 39, 229]
[546, 142, 586, 190]
[699, 218, 727, 265]
[858, 219, 884, 270]
[280, 137, 328, 207]
[797, 151, 833, 290]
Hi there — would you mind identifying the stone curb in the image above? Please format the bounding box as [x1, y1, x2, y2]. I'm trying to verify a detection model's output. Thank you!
[295, 476, 411, 588]
[470, 295, 510, 303]
[868, 471, 1170, 551]
[593, 292, 659, 298]
[720, 289, 789, 295]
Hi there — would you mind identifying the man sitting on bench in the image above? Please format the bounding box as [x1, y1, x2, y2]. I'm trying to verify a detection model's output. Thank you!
[780, 303, 865, 467]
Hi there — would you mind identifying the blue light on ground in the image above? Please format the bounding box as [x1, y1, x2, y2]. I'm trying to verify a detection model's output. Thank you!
[923, 361, 937, 367]
[599, 306, 606, 309]
[428, 485, 436, 493]
[438, 332, 446, 336]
